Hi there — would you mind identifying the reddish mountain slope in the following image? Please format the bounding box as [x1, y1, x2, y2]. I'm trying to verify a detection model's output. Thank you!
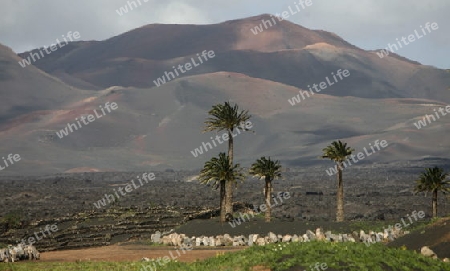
[18, 15, 450, 102]
[0, 44, 87, 125]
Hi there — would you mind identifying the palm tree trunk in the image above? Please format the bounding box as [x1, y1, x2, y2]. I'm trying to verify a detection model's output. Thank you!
[225, 178, 233, 218]
[432, 189, 438, 218]
[225, 130, 234, 217]
[228, 130, 233, 166]
[220, 180, 226, 222]
[265, 177, 271, 222]
[336, 162, 344, 222]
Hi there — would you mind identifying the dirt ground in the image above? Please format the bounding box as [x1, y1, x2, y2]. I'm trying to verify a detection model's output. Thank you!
[40, 244, 244, 262]
[40, 217, 450, 263]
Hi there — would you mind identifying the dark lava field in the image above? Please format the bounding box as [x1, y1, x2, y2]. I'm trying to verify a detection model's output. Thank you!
[1, 160, 449, 251]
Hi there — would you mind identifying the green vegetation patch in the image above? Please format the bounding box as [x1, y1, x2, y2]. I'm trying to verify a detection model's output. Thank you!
[1, 242, 449, 271]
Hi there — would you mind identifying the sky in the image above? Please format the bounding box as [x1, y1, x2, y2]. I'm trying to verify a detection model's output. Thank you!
[0, 0, 448, 69]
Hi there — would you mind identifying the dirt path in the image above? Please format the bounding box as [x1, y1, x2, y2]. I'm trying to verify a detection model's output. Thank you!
[40, 244, 245, 262]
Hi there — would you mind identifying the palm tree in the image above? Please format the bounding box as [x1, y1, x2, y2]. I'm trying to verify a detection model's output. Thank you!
[414, 167, 450, 218]
[198, 152, 245, 222]
[249, 157, 282, 222]
[321, 140, 354, 222]
[204, 102, 251, 216]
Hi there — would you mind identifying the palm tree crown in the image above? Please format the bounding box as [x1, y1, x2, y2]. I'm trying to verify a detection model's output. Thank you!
[203, 101, 251, 133]
[249, 156, 282, 181]
[198, 153, 245, 189]
[414, 167, 450, 194]
[321, 140, 354, 163]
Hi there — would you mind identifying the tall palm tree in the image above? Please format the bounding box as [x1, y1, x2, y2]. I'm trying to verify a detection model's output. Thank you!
[321, 140, 354, 222]
[249, 157, 282, 222]
[198, 153, 245, 222]
[414, 167, 450, 218]
[204, 102, 251, 216]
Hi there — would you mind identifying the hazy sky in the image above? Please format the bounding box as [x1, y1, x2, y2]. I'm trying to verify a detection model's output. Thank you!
[1, 0, 448, 68]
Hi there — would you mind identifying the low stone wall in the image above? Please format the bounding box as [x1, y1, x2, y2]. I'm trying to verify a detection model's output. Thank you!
[151, 227, 408, 247]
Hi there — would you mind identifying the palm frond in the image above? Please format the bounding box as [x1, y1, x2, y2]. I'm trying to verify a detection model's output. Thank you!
[203, 102, 251, 133]
[321, 140, 354, 163]
[249, 156, 282, 181]
[414, 166, 450, 194]
[198, 152, 245, 189]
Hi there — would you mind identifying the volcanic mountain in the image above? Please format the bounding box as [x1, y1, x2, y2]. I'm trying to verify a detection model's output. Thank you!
[18, 14, 450, 102]
[0, 14, 448, 175]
